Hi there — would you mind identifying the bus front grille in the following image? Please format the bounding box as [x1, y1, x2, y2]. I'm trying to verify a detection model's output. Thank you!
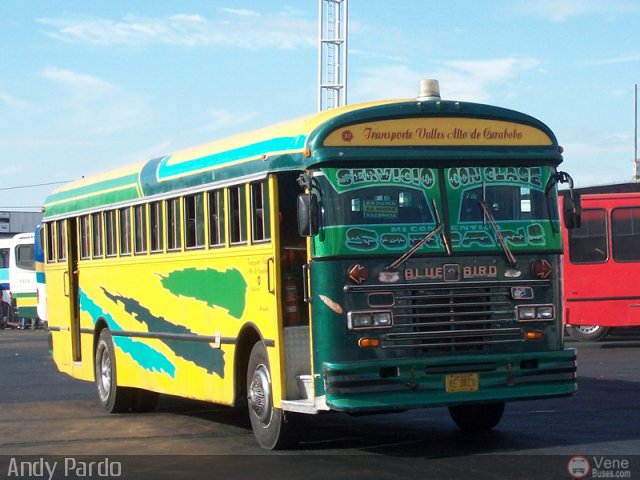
[383, 285, 520, 353]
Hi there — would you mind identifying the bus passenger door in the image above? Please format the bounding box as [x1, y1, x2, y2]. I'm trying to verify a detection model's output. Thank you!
[275, 173, 312, 402]
[64, 218, 81, 362]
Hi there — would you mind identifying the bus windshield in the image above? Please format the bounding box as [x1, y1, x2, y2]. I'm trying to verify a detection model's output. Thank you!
[312, 166, 561, 257]
[321, 184, 435, 226]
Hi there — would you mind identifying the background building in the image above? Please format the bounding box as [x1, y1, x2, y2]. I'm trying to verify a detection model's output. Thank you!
[0, 211, 42, 239]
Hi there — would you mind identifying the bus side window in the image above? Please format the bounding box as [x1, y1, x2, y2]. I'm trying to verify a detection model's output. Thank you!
[134, 205, 148, 255]
[184, 194, 205, 249]
[229, 185, 247, 245]
[46, 223, 56, 263]
[80, 215, 90, 260]
[56, 220, 67, 261]
[167, 198, 182, 251]
[105, 210, 117, 257]
[568, 208, 608, 264]
[0, 246, 9, 268]
[251, 180, 271, 243]
[208, 190, 225, 247]
[92, 212, 103, 259]
[16, 243, 35, 271]
[612, 207, 640, 262]
[150, 201, 164, 253]
[119, 207, 132, 256]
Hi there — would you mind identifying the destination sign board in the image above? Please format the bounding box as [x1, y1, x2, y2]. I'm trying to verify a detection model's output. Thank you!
[323, 118, 553, 147]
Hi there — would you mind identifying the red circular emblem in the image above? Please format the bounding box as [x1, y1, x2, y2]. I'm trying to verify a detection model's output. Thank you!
[342, 130, 353, 142]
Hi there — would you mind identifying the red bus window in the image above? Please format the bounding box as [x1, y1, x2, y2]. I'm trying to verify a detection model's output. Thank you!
[568, 208, 608, 264]
[612, 207, 640, 262]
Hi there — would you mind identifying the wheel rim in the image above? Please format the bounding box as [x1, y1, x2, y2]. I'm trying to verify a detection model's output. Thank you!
[248, 364, 272, 425]
[98, 345, 112, 400]
[576, 325, 601, 335]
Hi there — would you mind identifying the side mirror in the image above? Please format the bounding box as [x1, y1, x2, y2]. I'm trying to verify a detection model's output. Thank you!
[297, 194, 320, 237]
[555, 171, 581, 229]
[563, 193, 582, 229]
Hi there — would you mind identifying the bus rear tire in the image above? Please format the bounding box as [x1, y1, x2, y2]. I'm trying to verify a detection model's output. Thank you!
[448, 402, 505, 432]
[95, 329, 133, 413]
[247, 342, 296, 450]
[566, 325, 610, 342]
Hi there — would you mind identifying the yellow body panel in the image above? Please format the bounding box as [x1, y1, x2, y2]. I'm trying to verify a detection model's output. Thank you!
[49, 244, 285, 406]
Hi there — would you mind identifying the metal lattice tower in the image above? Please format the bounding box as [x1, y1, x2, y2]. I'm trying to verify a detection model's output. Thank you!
[318, 0, 348, 111]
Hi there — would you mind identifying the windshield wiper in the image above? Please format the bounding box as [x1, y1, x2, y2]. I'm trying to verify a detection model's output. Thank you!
[386, 199, 451, 271]
[479, 201, 517, 266]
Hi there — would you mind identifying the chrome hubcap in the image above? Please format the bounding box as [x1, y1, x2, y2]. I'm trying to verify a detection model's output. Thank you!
[576, 325, 601, 335]
[99, 347, 112, 399]
[248, 364, 271, 424]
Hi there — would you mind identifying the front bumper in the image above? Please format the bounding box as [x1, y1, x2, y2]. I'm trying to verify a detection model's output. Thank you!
[323, 349, 576, 411]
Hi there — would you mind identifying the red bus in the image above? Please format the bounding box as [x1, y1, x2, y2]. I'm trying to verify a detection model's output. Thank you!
[561, 183, 640, 341]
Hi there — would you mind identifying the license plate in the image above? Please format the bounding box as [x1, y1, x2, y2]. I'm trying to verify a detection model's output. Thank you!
[445, 373, 479, 393]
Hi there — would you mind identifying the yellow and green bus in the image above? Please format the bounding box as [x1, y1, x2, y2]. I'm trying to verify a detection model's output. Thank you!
[43, 80, 579, 449]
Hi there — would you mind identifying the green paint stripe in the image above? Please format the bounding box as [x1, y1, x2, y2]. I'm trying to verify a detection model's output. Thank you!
[16, 306, 37, 318]
[44, 185, 141, 218]
[46, 173, 140, 204]
[12, 292, 36, 299]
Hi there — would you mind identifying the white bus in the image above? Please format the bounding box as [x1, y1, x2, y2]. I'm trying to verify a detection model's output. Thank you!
[9, 232, 37, 328]
[0, 238, 11, 327]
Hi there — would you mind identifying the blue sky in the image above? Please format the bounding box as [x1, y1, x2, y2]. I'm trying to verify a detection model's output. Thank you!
[1, 0, 639, 211]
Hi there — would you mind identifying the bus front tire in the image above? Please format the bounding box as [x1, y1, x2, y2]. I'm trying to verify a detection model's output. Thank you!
[448, 401, 505, 432]
[566, 325, 610, 342]
[95, 329, 133, 413]
[246, 342, 296, 450]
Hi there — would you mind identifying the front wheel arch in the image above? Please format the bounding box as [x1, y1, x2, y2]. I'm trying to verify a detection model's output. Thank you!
[233, 325, 261, 409]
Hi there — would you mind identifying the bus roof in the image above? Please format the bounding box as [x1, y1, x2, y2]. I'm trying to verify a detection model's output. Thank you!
[561, 182, 640, 196]
[43, 97, 561, 219]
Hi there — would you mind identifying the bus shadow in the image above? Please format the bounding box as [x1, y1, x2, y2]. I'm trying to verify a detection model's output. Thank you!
[151, 374, 639, 457]
[566, 327, 640, 349]
[289, 376, 639, 456]
[599, 328, 640, 349]
[155, 396, 251, 429]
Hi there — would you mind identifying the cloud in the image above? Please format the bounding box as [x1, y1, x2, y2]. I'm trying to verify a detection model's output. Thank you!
[220, 8, 261, 18]
[198, 108, 260, 133]
[0, 92, 29, 110]
[37, 9, 316, 49]
[350, 48, 409, 64]
[557, 126, 635, 186]
[351, 57, 542, 104]
[39, 66, 151, 134]
[41, 66, 116, 94]
[582, 53, 640, 66]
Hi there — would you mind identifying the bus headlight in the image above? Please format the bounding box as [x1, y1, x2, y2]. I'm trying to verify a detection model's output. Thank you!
[516, 305, 555, 322]
[517, 306, 536, 320]
[536, 306, 555, 320]
[348, 311, 393, 330]
[372, 311, 392, 327]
